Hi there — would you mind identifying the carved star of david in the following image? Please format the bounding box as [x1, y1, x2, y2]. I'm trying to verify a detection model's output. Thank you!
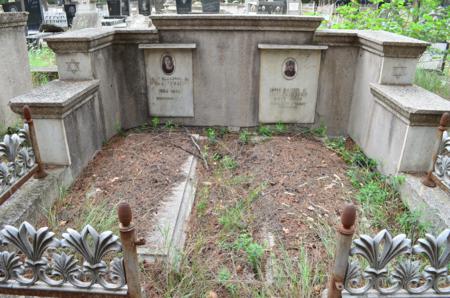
[392, 66, 407, 79]
[66, 59, 80, 74]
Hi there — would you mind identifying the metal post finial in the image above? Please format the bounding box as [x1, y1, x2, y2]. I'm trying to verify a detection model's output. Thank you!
[340, 203, 356, 233]
[118, 201, 132, 227]
[439, 112, 450, 131]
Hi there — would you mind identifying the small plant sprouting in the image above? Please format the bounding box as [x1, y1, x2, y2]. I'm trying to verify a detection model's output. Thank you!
[275, 122, 287, 134]
[114, 121, 125, 137]
[221, 155, 238, 170]
[218, 267, 237, 294]
[239, 129, 250, 144]
[164, 120, 176, 130]
[232, 233, 264, 274]
[258, 125, 272, 137]
[311, 122, 327, 138]
[206, 128, 217, 144]
[151, 117, 160, 129]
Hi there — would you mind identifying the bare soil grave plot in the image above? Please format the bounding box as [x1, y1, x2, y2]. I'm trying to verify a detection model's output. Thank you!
[40, 131, 197, 256]
[38, 129, 369, 297]
[144, 133, 355, 297]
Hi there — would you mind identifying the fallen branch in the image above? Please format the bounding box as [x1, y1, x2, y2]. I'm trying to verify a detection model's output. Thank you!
[190, 135, 209, 170]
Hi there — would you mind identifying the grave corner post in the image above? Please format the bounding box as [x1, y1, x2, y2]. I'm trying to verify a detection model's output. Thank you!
[23, 105, 48, 179]
[422, 112, 450, 188]
[118, 202, 145, 298]
[327, 203, 356, 298]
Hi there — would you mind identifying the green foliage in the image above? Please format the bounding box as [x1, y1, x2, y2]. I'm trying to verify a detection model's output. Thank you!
[326, 137, 431, 236]
[218, 267, 237, 294]
[332, 0, 450, 43]
[311, 122, 327, 138]
[206, 128, 217, 144]
[164, 120, 176, 129]
[221, 155, 238, 170]
[151, 117, 160, 128]
[275, 122, 287, 134]
[32, 72, 57, 87]
[258, 125, 272, 137]
[239, 129, 250, 144]
[232, 233, 264, 273]
[218, 201, 246, 232]
[415, 69, 450, 99]
[196, 186, 210, 217]
[29, 46, 56, 68]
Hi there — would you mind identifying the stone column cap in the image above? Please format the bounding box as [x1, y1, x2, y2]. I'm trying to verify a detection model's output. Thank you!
[45, 27, 159, 53]
[358, 30, 429, 58]
[9, 80, 100, 118]
[0, 12, 28, 28]
[370, 83, 450, 126]
[150, 14, 324, 31]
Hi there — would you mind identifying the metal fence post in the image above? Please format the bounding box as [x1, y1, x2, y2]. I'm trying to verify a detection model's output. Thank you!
[23, 105, 47, 179]
[422, 112, 449, 187]
[327, 203, 356, 298]
[118, 202, 145, 298]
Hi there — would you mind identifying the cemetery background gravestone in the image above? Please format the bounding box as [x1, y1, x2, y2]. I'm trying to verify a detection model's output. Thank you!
[201, 0, 220, 13]
[43, 10, 68, 28]
[25, 0, 43, 30]
[176, 0, 192, 13]
[64, 3, 76, 26]
[138, 0, 151, 15]
[2, 1, 22, 12]
[107, 0, 129, 16]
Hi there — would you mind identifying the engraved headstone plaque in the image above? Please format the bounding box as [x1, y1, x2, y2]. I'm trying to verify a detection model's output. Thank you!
[140, 44, 196, 117]
[258, 44, 327, 123]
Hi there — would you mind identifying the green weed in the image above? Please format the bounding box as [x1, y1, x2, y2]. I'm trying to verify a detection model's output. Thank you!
[221, 155, 238, 170]
[275, 122, 287, 134]
[206, 128, 217, 144]
[239, 129, 250, 144]
[311, 122, 327, 137]
[151, 117, 160, 128]
[258, 125, 272, 137]
[164, 120, 176, 129]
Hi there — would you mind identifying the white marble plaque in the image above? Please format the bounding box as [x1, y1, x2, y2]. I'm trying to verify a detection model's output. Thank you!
[258, 44, 326, 123]
[140, 44, 195, 117]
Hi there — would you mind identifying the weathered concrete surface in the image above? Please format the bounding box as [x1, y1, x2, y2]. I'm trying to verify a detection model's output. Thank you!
[355, 83, 450, 175]
[0, 167, 73, 229]
[9, 80, 104, 179]
[400, 174, 450, 232]
[0, 12, 32, 128]
[138, 154, 197, 264]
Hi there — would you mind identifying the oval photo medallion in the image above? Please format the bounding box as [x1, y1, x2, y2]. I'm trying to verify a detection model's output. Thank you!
[282, 57, 297, 80]
[161, 54, 175, 76]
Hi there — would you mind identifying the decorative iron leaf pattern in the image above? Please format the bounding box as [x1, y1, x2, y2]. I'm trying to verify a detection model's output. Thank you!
[434, 131, 450, 189]
[0, 222, 126, 291]
[345, 229, 450, 295]
[0, 124, 35, 196]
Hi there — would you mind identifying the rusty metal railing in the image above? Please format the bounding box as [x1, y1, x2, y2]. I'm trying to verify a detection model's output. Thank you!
[0, 202, 144, 298]
[0, 106, 47, 205]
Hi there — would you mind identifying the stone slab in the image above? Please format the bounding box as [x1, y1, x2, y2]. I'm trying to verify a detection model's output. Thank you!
[138, 153, 197, 264]
[259, 45, 323, 123]
[379, 57, 418, 85]
[9, 80, 100, 117]
[400, 174, 450, 233]
[71, 11, 101, 30]
[0, 167, 73, 229]
[370, 83, 450, 126]
[142, 46, 195, 117]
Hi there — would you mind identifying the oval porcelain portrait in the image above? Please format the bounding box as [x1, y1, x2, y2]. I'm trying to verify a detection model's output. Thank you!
[161, 54, 175, 75]
[282, 57, 297, 80]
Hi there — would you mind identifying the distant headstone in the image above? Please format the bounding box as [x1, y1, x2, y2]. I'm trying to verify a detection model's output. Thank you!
[2, 2, 23, 12]
[71, 11, 100, 29]
[257, 1, 285, 14]
[25, 0, 44, 30]
[201, 0, 219, 13]
[43, 10, 68, 27]
[175, 0, 191, 13]
[107, 0, 129, 16]
[64, 4, 76, 27]
[286, 0, 300, 15]
[138, 0, 151, 15]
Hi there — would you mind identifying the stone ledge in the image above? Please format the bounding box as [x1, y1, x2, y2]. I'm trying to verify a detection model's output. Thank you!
[0, 12, 28, 28]
[150, 14, 324, 31]
[139, 43, 196, 49]
[258, 44, 328, 50]
[314, 29, 359, 46]
[46, 27, 159, 53]
[9, 80, 100, 118]
[370, 83, 450, 126]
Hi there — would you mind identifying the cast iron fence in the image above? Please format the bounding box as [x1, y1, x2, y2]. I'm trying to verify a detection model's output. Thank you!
[0, 202, 144, 298]
[328, 204, 450, 297]
[0, 106, 47, 205]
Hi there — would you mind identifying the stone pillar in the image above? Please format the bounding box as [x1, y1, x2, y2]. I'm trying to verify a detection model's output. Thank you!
[0, 12, 32, 129]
